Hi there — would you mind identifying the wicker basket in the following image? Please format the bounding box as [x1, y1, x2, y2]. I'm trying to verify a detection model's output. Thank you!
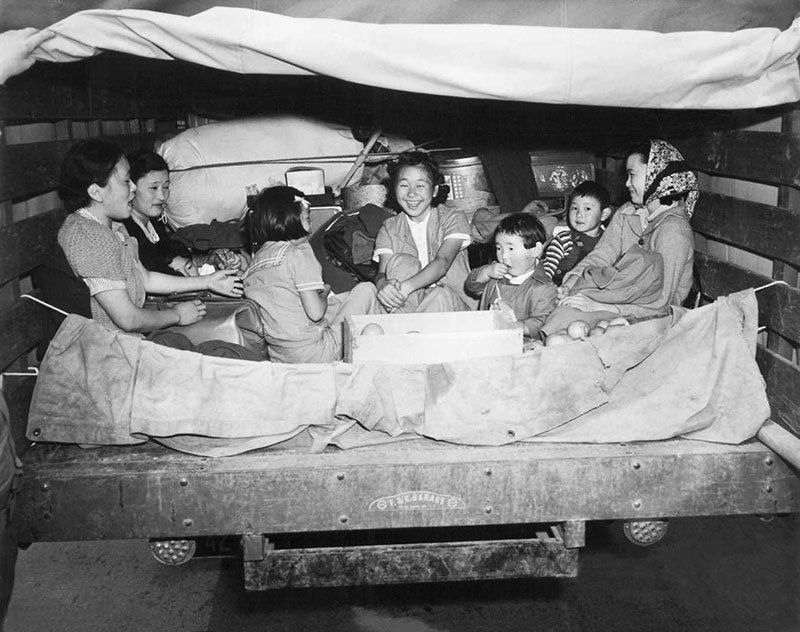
[342, 184, 388, 210]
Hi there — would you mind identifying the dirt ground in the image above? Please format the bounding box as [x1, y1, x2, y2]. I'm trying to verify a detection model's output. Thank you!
[5, 514, 799, 632]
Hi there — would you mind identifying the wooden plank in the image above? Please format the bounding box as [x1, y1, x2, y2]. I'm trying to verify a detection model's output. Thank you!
[768, 109, 800, 359]
[0, 295, 47, 372]
[599, 132, 800, 188]
[595, 166, 626, 206]
[0, 208, 66, 286]
[15, 438, 799, 542]
[2, 375, 37, 458]
[768, 272, 799, 360]
[1, 55, 185, 122]
[1, 62, 92, 121]
[243, 537, 578, 589]
[693, 252, 800, 343]
[676, 132, 800, 188]
[0, 132, 163, 202]
[691, 193, 800, 267]
[17, 433, 785, 469]
[756, 346, 800, 438]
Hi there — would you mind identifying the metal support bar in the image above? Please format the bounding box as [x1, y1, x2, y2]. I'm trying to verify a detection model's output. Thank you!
[0, 366, 38, 391]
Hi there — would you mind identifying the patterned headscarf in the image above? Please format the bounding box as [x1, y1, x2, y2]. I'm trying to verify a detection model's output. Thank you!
[642, 139, 699, 218]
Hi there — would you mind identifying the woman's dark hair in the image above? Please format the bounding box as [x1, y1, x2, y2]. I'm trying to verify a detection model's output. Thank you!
[386, 151, 450, 209]
[249, 186, 308, 250]
[658, 191, 689, 206]
[495, 213, 547, 249]
[128, 149, 169, 183]
[58, 139, 125, 212]
[627, 141, 652, 166]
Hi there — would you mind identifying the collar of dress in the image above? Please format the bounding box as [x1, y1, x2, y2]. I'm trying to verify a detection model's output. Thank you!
[130, 214, 160, 244]
[621, 202, 685, 232]
[503, 263, 548, 285]
[76, 208, 125, 239]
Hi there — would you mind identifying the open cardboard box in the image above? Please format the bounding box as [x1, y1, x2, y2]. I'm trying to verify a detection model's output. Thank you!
[344, 310, 523, 364]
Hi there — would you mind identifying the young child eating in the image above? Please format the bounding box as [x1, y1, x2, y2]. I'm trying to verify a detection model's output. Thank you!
[373, 152, 474, 312]
[542, 181, 612, 285]
[465, 213, 558, 339]
[243, 186, 378, 363]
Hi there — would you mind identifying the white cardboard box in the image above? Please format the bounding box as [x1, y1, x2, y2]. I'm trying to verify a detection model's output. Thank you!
[285, 166, 325, 195]
[344, 310, 522, 364]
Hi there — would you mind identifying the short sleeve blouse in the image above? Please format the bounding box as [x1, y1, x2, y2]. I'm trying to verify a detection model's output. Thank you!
[58, 210, 146, 332]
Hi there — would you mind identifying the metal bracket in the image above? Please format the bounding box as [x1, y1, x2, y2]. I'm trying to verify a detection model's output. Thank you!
[558, 520, 586, 549]
[0, 367, 39, 391]
[241, 534, 273, 562]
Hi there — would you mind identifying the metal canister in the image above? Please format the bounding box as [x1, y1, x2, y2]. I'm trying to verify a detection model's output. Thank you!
[434, 152, 496, 215]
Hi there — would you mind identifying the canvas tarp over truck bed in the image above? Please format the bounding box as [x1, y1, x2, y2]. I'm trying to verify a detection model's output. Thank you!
[21, 6, 800, 109]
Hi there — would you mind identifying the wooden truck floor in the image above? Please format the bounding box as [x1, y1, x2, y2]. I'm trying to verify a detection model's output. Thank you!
[17, 437, 800, 543]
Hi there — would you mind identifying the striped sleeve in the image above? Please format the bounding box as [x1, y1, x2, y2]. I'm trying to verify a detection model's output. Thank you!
[542, 228, 574, 279]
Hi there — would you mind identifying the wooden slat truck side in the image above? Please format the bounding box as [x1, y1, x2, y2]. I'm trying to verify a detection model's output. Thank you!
[1, 49, 799, 589]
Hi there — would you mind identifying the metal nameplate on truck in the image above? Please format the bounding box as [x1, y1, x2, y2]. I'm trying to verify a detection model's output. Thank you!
[368, 491, 465, 511]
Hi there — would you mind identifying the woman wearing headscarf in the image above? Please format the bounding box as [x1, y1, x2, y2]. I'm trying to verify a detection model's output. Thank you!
[556, 139, 697, 318]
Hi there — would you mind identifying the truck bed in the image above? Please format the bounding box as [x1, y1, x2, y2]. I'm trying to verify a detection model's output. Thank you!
[16, 437, 800, 543]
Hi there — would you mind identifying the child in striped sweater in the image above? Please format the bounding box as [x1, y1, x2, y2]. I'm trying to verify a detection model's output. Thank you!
[542, 181, 612, 285]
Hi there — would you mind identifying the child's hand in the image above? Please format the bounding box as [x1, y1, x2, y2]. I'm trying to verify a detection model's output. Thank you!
[212, 248, 244, 272]
[377, 278, 406, 311]
[206, 269, 244, 297]
[174, 299, 206, 326]
[486, 262, 509, 280]
[320, 283, 332, 301]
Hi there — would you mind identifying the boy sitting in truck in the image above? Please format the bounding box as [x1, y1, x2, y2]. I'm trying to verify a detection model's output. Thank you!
[542, 181, 612, 285]
[465, 213, 558, 339]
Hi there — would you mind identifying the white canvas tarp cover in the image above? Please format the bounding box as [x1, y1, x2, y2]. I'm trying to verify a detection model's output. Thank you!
[27, 290, 769, 457]
[30, 8, 800, 109]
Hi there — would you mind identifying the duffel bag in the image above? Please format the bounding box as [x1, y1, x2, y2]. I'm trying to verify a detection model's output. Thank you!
[148, 293, 268, 359]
